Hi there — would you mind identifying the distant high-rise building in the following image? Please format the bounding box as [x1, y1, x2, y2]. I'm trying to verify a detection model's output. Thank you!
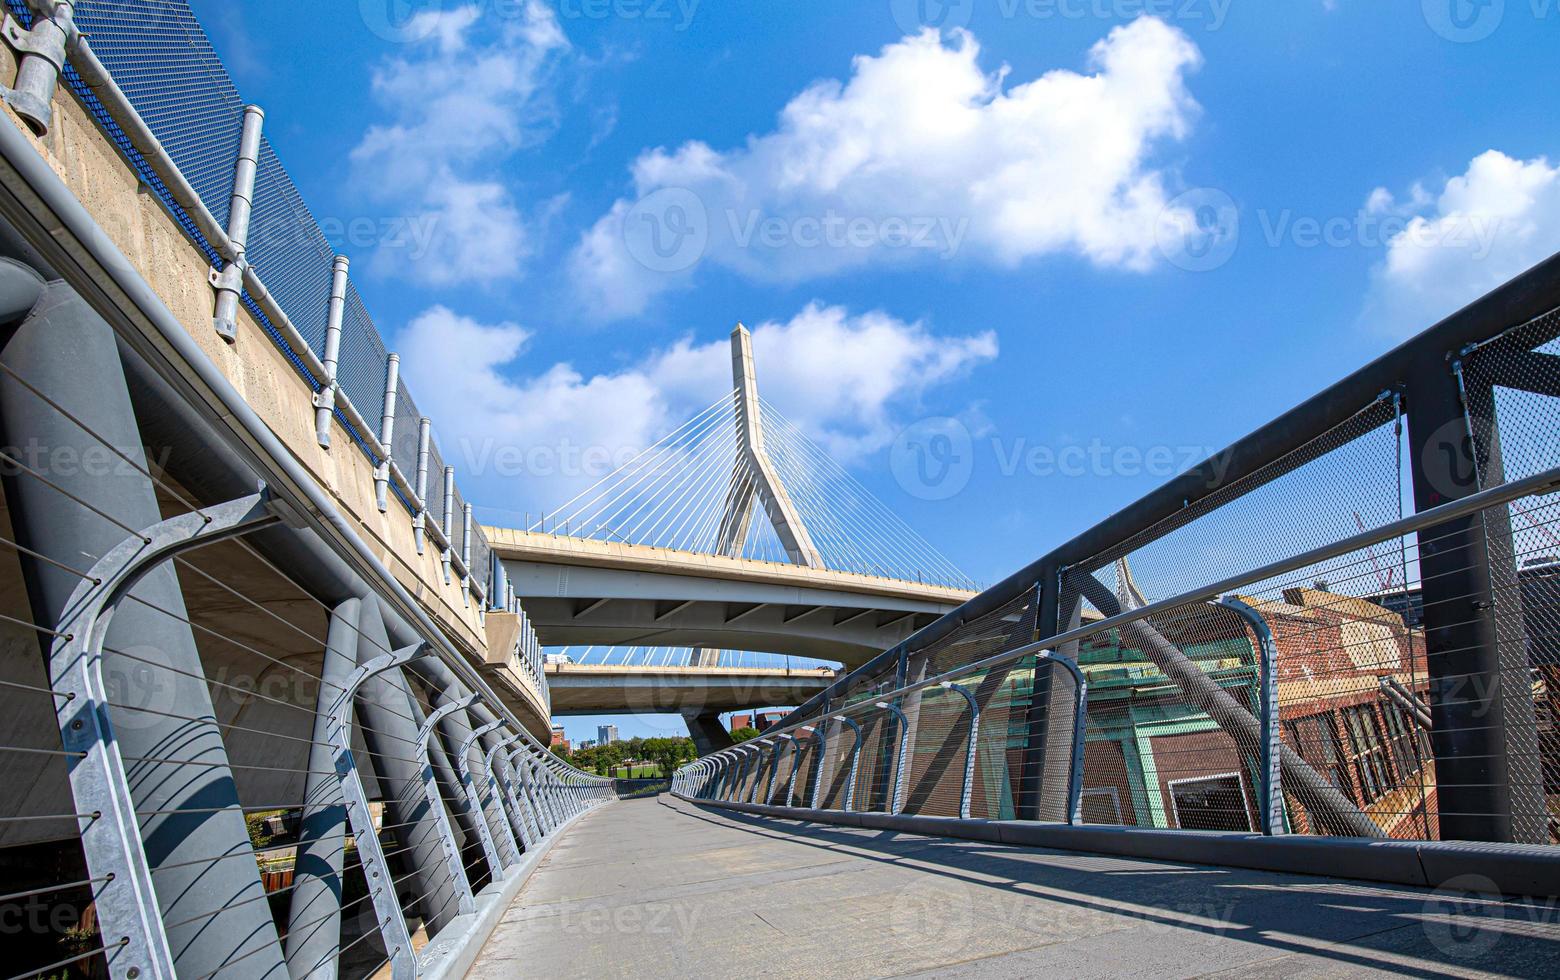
[597, 724, 619, 745]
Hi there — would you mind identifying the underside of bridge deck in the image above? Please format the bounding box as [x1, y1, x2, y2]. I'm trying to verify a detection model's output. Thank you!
[472, 796, 1560, 979]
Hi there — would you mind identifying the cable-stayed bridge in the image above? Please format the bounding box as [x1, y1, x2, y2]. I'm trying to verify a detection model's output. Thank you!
[0, 5, 1557, 979]
[484, 325, 977, 741]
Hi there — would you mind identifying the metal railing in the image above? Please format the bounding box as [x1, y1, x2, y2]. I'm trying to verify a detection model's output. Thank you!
[0, 0, 512, 619]
[0, 22, 612, 980]
[683, 252, 1560, 853]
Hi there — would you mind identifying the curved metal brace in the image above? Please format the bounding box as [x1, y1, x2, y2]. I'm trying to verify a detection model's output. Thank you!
[747, 739, 773, 803]
[1218, 597, 1284, 836]
[456, 719, 519, 874]
[1033, 652, 1089, 826]
[327, 645, 429, 980]
[46, 492, 280, 980]
[503, 746, 548, 841]
[510, 747, 562, 832]
[835, 716, 863, 812]
[940, 683, 980, 820]
[416, 694, 481, 914]
[789, 729, 817, 808]
[875, 701, 910, 816]
[486, 733, 536, 852]
[732, 745, 760, 801]
[766, 736, 794, 805]
[807, 725, 828, 809]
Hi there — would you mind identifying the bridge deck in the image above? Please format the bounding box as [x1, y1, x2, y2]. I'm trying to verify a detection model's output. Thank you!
[471, 797, 1557, 978]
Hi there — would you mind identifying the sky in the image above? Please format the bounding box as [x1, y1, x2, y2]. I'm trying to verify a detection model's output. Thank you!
[186, 0, 1559, 742]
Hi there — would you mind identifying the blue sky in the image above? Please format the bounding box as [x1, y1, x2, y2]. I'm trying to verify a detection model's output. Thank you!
[188, 0, 1558, 741]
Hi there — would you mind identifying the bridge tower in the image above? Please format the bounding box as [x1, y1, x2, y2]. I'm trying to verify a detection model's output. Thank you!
[686, 326, 825, 742]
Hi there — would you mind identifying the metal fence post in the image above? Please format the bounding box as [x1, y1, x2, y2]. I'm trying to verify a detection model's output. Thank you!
[875, 701, 910, 815]
[312, 255, 349, 447]
[836, 716, 863, 811]
[941, 682, 980, 820]
[415, 417, 432, 554]
[443, 465, 457, 584]
[0, 0, 76, 136]
[463, 501, 474, 607]
[1034, 653, 1088, 826]
[375, 353, 400, 512]
[1219, 598, 1284, 836]
[210, 104, 262, 342]
[808, 725, 828, 809]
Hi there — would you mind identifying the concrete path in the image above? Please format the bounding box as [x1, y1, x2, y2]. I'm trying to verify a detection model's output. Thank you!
[469, 796, 1560, 978]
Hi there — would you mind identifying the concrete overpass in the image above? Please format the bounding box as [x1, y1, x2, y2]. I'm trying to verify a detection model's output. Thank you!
[490, 528, 973, 667]
[545, 663, 838, 716]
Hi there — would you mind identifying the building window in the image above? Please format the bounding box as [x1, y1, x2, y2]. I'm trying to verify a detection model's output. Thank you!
[1284, 711, 1356, 805]
[1341, 704, 1397, 805]
[1082, 787, 1124, 825]
[1380, 699, 1426, 784]
[1168, 773, 1253, 832]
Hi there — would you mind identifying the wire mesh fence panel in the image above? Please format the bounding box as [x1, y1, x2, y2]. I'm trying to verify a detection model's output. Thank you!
[1084, 399, 1404, 615]
[471, 524, 493, 597]
[902, 684, 976, 818]
[247, 138, 335, 355]
[393, 381, 422, 488]
[336, 284, 390, 455]
[1464, 309, 1560, 843]
[72, 0, 243, 233]
[1075, 603, 1267, 833]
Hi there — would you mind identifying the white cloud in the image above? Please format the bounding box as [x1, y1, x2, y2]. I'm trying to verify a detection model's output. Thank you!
[1363, 151, 1560, 336]
[569, 17, 1204, 319]
[351, 2, 568, 286]
[397, 304, 997, 508]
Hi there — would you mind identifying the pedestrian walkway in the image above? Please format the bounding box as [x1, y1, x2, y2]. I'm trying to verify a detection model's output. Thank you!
[470, 796, 1558, 978]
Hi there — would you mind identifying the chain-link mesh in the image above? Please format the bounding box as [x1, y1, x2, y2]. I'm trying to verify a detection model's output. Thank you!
[1462, 309, 1560, 843]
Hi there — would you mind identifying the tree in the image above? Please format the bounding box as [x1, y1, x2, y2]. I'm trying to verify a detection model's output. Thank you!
[730, 727, 760, 743]
[550, 744, 571, 763]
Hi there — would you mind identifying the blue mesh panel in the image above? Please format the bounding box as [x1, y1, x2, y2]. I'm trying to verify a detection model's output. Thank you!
[247, 138, 333, 354]
[337, 283, 390, 436]
[18, 0, 467, 522]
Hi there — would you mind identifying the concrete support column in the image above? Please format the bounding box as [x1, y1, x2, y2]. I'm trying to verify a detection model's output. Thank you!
[682, 708, 736, 756]
[0, 280, 286, 977]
